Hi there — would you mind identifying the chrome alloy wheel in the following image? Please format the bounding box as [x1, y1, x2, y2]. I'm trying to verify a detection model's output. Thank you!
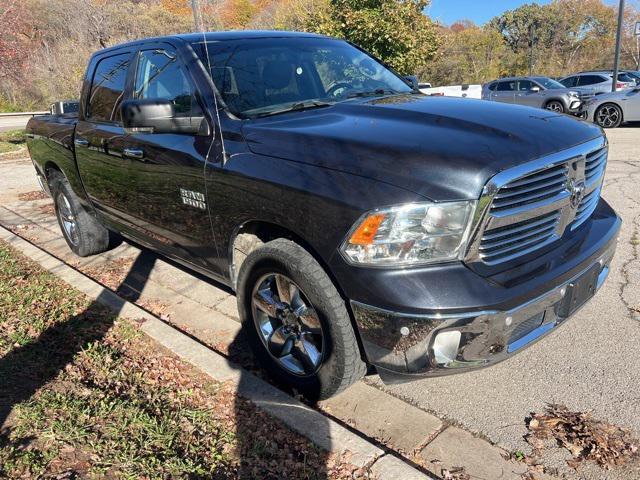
[596, 105, 621, 128]
[251, 273, 324, 377]
[56, 192, 79, 246]
[545, 101, 563, 113]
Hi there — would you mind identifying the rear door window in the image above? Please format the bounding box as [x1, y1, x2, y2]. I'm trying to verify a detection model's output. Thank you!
[578, 75, 606, 86]
[88, 53, 132, 123]
[497, 81, 515, 91]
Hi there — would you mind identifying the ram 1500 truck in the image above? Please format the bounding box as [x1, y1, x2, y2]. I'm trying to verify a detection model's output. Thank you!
[26, 31, 621, 400]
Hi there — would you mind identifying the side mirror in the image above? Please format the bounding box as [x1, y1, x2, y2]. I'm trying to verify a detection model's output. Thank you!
[403, 75, 419, 90]
[121, 99, 207, 135]
[531, 86, 541, 92]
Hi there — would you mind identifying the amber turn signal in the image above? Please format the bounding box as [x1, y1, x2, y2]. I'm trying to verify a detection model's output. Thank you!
[349, 214, 385, 245]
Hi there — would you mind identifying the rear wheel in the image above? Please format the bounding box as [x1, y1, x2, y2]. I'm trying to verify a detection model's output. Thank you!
[595, 103, 623, 128]
[49, 170, 111, 257]
[236, 238, 366, 400]
[545, 100, 565, 113]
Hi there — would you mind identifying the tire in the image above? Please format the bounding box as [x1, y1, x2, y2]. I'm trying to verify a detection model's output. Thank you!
[48, 170, 111, 257]
[595, 103, 623, 129]
[236, 238, 366, 400]
[545, 100, 565, 113]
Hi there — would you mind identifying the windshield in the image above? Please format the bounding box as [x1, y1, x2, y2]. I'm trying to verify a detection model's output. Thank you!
[194, 37, 412, 118]
[533, 77, 566, 90]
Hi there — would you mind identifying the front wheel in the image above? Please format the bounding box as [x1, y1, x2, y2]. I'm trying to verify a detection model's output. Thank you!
[595, 103, 623, 128]
[236, 239, 366, 400]
[545, 100, 565, 113]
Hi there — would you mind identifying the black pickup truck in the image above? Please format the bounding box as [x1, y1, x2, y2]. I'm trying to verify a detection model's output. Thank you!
[26, 31, 620, 400]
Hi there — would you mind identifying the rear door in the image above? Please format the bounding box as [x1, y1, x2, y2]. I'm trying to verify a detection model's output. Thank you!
[75, 50, 137, 230]
[491, 80, 516, 103]
[117, 42, 218, 268]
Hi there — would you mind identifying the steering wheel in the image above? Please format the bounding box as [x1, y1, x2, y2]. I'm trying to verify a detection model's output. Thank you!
[326, 82, 353, 98]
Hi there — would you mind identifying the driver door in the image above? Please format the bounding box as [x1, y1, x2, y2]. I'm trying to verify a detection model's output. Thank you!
[116, 43, 219, 269]
[515, 80, 542, 107]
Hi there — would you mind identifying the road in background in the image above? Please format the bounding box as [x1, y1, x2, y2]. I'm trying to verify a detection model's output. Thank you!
[0, 113, 45, 132]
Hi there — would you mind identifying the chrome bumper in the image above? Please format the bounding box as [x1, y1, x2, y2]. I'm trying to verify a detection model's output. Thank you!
[351, 238, 617, 383]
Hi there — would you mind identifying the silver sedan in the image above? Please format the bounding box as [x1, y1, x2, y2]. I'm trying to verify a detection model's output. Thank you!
[585, 87, 640, 128]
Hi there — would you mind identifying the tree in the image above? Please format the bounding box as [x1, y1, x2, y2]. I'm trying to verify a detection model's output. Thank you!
[307, 0, 441, 75]
[421, 23, 510, 85]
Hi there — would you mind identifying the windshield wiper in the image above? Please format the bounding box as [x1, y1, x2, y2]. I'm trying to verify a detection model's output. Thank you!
[252, 100, 334, 118]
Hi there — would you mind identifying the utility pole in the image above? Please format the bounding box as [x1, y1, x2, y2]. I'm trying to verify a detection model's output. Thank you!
[612, 0, 626, 92]
[191, 0, 204, 32]
[528, 22, 536, 76]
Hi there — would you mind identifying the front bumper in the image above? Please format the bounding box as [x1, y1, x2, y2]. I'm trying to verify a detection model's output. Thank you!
[345, 199, 620, 383]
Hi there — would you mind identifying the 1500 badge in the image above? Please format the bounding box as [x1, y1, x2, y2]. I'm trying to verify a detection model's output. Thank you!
[180, 188, 206, 210]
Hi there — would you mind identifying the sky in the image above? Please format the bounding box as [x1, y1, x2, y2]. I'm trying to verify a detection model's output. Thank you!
[426, 0, 617, 26]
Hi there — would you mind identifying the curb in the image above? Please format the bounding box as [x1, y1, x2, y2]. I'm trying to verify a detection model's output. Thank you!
[0, 225, 434, 479]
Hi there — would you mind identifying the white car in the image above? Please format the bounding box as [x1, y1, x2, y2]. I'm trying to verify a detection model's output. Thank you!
[419, 84, 482, 99]
[585, 86, 640, 128]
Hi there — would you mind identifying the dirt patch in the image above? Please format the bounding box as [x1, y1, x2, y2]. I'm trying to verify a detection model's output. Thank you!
[18, 190, 48, 201]
[38, 203, 55, 216]
[525, 403, 639, 471]
[81, 257, 136, 290]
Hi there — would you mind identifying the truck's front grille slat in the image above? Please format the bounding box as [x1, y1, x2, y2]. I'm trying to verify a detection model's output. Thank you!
[479, 211, 560, 263]
[585, 147, 607, 185]
[490, 165, 568, 212]
[471, 139, 608, 267]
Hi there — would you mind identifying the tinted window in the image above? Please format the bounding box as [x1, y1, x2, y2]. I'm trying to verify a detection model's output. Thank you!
[88, 53, 131, 122]
[579, 75, 606, 86]
[618, 73, 635, 84]
[134, 49, 202, 117]
[517, 80, 536, 91]
[560, 76, 577, 87]
[496, 81, 515, 91]
[487, 82, 498, 91]
[200, 37, 411, 117]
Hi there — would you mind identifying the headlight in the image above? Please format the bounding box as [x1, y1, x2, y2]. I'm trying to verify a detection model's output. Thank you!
[568, 91, 580, 98]
[340, 201, 476, 266]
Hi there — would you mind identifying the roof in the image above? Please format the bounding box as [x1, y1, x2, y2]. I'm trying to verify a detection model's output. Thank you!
[175, 30, 329, 42]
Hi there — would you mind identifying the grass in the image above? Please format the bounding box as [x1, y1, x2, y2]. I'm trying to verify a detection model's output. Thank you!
[0, 129, 26, 154]
[0, 241, 358, 479]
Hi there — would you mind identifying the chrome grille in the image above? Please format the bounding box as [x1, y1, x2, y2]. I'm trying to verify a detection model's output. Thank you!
[467, 138, 608, 266]
[585, 147, 607, 185]
[479, 210, 561, 263]
[490, 164, 568, 212]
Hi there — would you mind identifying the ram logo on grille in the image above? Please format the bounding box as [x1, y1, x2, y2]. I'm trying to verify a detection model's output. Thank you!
[567, 178, 585, 209]
[467, 138, 608, 266]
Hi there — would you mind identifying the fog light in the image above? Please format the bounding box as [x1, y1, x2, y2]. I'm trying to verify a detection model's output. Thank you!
[432, 330, 461, 366]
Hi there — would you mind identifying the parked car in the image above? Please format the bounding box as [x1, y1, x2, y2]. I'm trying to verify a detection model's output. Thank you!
[420, 84, 482, 99]
[622, 70, 640, 85]
[25, 31, 620, 400]
[559, 71, 635, 94]
[584, 85, 640, 128]
[482, 76, 585, 114]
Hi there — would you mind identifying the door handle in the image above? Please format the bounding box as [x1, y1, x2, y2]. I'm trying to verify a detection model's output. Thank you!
[123, 148, 145, 160]
[74, 137, 89, 147]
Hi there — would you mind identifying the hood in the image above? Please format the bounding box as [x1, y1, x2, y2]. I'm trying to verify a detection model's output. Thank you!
[242, 95, 603, 201]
